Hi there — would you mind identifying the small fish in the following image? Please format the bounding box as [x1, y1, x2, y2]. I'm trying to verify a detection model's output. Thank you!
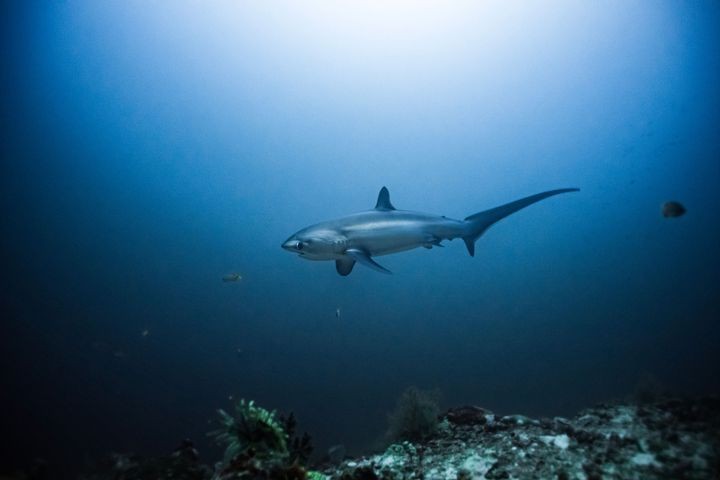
[141, 329, 150, 337]
[236, 347, 243, 357]
[222, 273, 242, 282]
[662, 201, 686, 218]
[335, 307, 341, 320]
[112, 350, 126, 358]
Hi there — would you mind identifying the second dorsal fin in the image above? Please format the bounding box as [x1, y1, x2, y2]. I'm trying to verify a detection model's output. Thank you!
[374, 186, 395, 211]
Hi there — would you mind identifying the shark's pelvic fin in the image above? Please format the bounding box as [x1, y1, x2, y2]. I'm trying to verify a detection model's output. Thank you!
[336, 258, 356, 276]
[423, 235, 444, 249]
[374, 186, 396, 211]
[462, 188, 579, 257]
[346, 248, 392, 274]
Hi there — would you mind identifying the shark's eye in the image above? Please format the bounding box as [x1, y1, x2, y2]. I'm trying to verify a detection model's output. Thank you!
[296, 242, 303, 250]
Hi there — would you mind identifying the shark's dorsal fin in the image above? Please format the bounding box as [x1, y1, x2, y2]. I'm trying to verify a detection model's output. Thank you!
[374, 186, 395, 211]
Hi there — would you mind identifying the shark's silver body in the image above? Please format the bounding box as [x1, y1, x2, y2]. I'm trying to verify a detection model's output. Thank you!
[282, 187, 578, 276]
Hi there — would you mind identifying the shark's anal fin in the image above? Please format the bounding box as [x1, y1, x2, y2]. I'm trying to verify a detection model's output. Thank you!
[374, 186, 396, 211]
[345, 249, 392, 274]
[335, 258, 356, 276]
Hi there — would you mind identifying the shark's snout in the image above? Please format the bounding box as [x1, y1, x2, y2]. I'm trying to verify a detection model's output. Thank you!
[282, 238, 303, 253]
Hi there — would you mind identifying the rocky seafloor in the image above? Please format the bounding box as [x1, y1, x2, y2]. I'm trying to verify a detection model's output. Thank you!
[325, 396, 720, 480]
[73, 395, 718, 480]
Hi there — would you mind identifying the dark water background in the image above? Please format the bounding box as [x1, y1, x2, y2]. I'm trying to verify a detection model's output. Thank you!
[2, 2, 719, 477]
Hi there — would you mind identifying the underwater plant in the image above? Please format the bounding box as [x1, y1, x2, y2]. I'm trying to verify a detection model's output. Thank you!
[210, 399, 289, 463]
[209, 399, 316, 480]
[386, 386, 441, 443]
[280, 412, 314, 465]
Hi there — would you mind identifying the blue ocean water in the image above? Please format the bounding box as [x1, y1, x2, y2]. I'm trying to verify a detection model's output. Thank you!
[1, 1, 719, 476]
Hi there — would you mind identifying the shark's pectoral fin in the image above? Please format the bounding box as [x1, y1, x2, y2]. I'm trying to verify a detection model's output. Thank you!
[335, 258, 356, 276]
[345, 249, 392, 275]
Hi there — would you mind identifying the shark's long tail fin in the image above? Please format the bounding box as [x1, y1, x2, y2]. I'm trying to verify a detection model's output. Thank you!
[462, 188, 579, 256]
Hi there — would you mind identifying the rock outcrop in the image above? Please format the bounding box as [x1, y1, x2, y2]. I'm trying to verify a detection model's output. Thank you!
[325, 396, 720, 480]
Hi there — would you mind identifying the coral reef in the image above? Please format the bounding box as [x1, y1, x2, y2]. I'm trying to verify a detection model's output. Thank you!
[328, 396, 720, 479]
[77, 396, 720, 480]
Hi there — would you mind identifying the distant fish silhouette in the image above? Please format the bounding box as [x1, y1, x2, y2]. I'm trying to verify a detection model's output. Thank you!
[662, 201, 686, 218]
[335, 307, 341, 320]
[222, 273, 242, 282]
